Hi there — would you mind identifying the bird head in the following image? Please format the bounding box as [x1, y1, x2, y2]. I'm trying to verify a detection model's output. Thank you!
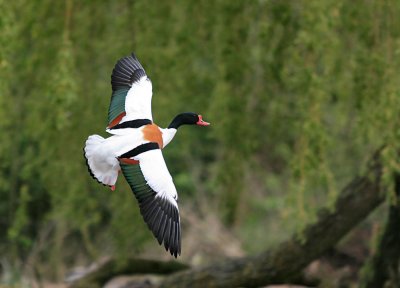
[168, 112, 210, 129]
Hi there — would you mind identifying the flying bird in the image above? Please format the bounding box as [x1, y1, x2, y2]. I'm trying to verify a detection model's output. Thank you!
[84, 53, 210, 257]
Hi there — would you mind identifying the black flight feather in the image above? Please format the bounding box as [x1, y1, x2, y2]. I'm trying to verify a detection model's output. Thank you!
[120, 162, 181, 257]
[111, 53, 148, 92]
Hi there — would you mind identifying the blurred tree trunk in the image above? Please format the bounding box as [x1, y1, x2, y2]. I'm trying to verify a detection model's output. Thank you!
[359, 174, 400, 288]
[158, 150, 384, 288]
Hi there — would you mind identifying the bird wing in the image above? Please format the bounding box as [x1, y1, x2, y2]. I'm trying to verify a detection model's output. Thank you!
[108, 53, 153, 128]
[120, 149, 181, 257]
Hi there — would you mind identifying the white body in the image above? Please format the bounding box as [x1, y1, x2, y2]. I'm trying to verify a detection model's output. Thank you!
[84, 126, 177, 187]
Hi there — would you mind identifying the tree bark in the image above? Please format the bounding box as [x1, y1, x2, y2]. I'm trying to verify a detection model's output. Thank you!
[159, 151, 385, 288]
[360, 174, 400, 288]
[68, 258, 189, 288]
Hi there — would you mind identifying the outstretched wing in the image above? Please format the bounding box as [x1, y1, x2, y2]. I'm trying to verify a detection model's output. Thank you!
[120, 149, 181, 257]
[108, 53, 153, 128]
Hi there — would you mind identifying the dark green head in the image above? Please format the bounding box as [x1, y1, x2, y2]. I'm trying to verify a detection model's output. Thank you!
[168, 112, 210, 129]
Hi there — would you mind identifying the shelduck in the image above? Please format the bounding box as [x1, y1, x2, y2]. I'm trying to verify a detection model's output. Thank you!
[84, 53, 210, 257]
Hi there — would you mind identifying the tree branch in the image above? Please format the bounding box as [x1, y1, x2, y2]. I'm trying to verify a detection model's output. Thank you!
[68, 258, 189, 288]
[68, 150, 386, 288]
[360, 174, 400, 288]
[159, 150, 385, 288]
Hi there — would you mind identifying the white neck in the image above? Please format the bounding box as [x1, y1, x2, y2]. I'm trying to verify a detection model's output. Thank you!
[161, 128, 177, 148]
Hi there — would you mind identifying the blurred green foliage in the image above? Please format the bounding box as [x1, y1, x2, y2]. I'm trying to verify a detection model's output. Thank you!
[1, 0, 400, 280]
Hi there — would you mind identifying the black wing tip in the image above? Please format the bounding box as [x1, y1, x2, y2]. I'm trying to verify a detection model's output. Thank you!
[139, 195, 181, 257]
[111, 52, 147, 91]
[130, 52, 138, 60]
[130, 69, 147, 83]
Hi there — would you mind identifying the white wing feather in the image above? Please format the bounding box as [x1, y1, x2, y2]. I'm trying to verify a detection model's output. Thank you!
[134, 149, 178, 208]
[122, 77, 153, 122]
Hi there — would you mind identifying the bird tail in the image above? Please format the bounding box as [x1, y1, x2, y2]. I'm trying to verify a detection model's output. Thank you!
[84, 135, 120, 187]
